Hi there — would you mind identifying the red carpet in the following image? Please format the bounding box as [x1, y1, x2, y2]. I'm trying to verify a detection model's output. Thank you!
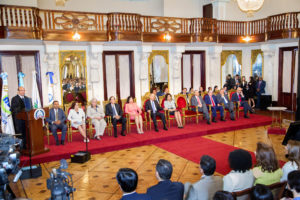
[156, 137, 285, 175]
[20, 114, 272, 166]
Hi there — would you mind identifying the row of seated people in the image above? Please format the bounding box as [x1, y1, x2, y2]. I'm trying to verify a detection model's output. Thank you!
[117, 140, 300, 200]
[45, 86, 253, 145]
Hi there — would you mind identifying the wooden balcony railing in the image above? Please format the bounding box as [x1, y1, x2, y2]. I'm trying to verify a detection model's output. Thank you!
[0, 5, 299, 43]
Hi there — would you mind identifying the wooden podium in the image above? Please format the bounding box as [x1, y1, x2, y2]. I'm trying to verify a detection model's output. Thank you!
[16, 109, 50, 156]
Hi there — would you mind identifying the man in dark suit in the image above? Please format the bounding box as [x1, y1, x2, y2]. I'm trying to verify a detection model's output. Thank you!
[204, 90, 225, 122]
[255, 76, 266, 109]
[151, 87, 160, 103]
[190, 90, 211, 124]
[156, 87, 164, 97]
[11, 86, 33, 149]
[145, 93, 167, 132]
[117, 168, 151, 200]
[45, 100, 67, 145]
[216, 88, 235, 120]
[105, 96, 126, 138]
[231, 87, 252, 118]
[147, 159, 184, 200]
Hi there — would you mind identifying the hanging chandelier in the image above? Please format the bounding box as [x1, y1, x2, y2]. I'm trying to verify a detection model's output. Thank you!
[236, 0, 264, 17]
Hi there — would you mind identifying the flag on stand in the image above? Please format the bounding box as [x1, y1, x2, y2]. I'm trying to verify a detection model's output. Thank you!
[31, 71, 41, 109]
[46, 72, 54, 105]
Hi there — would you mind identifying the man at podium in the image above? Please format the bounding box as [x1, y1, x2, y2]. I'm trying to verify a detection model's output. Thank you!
[11, 86, 33, 148]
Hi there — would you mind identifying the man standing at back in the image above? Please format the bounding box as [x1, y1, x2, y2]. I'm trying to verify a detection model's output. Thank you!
[147, 159, 184, 200]
[11, 86, 32, 149]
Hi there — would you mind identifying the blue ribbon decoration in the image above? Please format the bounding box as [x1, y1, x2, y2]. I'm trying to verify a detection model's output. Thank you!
[0, 72, 8, 86]
[17, 72, 25, 87]
[46, 72, 54, 84]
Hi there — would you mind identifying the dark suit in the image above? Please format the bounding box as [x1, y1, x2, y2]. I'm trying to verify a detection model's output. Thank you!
[231, 93, 251, 115]
[190, 95, 210, 120]
[216, 94, 235, 119]
[120, 192, 151, 200]
[147, 180, 184, 200]
[145, 100, 166, 129]
[105, 103, 126, 137]
[45, 108, 67, 142]
[157, 91, 164, 97]
[256, 80, 266, 108]
[11, 95, 32, 149]
[204, 95, 224, 118]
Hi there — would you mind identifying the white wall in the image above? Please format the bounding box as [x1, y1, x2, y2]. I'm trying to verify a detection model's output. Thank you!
[223, 0, 300, 21]
[1, 0, 38, 7]
[163, 0, 203, 18]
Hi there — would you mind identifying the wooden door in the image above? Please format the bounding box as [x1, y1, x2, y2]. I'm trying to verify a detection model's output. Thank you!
[278, 47, 298, 111]
[102, 51, 135, 104]
[203, 4, 213, 19]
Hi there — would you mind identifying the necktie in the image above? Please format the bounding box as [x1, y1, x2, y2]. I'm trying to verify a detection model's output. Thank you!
[196, 96, 202, 106]
[55, 109, 58, 121]
[238, 94, 242, 102]
[151, 101, 156, 113]
[223, 96, 228, 104]
[210, 96, 215, 106]
[112, 104, 118, 116]
[21, 97, 25, 104]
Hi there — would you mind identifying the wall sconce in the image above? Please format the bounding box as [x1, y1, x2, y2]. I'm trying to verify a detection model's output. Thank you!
[163, 32, 171, 42]
[242, 35, 252, 42]
[72, 30, 81, 41]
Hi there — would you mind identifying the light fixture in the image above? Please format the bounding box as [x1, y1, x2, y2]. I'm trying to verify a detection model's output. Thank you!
[163, 32, 171, 42]
[242, 35, 252, 42]
[236, 0, 264, 17]
[56, 0, 68, 6]
[72, 30, 81, 41]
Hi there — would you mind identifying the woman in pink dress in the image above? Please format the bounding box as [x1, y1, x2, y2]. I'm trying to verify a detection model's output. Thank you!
[125, 96, 144, 134]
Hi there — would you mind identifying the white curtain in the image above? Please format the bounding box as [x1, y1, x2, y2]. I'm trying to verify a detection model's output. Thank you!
[193, 54, 201, 89]
[105, 55, 117, 99]
[21, 56, 36, 98]
[293, 50, 299, 93]
[283, 51, 292, 93]
[119, 55, 130, 99]
[182, 54, 191, 89]
[1, 56, 18, 100]
[153, 55, 168, 83]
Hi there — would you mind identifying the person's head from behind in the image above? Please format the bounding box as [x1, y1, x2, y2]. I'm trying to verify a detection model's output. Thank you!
[228, 149, 252, 173]
[288, 170, 300, 197]
[165, 93, 172, 101]
[252, 184, 274, 200]
[256, 142, 279, 173]
[116, 168, 138, 193]
[213, 191, 234, 200]
[286, 140, 300, 167]
[53, 100, 60, 109]
[18, 86, 25, 96]
[200, 155, 216, 176]
[155, 159, 173, 181]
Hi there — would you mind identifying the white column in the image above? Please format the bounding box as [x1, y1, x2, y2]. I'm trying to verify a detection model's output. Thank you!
[170, 45, 185, 95]
[261, 44, 276, 99]
[138, 45, 152, 104]
[211, 0, 230, 20]
[89, 43, 104, 103]
[208, 45, 222, 88]
[44, 42, 60, 104]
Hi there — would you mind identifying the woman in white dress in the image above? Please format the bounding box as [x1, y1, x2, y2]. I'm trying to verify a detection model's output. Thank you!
[68, 102, 89, 142]
[87, 98, 107, 140]
[281, 140, 300, 182]
[163, 93, 183, 128]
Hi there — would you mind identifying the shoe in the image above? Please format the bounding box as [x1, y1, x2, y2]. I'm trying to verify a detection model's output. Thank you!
[207, 120, 211, 125]
[163, 126, 168, 131]
[212, 118, 217, 123]
[220, 117, 226, 121]
[61, 140, 64, 145]
[244, 115, 250, 119]
[121, 131, 126, 136]
[155, 128, 159, 132]
[250, 109, 255, 114]
[56, 140, 60, 146]
[84, 138, 90, 142]
[94, 136, 101, 140]
[230, 117, 235, 121]
[114, 135, 118, 138]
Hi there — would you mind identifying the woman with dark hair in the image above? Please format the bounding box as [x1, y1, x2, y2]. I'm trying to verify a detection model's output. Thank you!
[164, 93, 183, 128]
[68, 102, 88, 142]
[213, 191, 234, 200]
[253, 142, 283, 185]
[248, 76, 256, 108]
[241, 76, 248, 98]
[213, 85, 219, 93]
[223, 149, 254, 192]
[125, 96, 143, 134]
[281, 140, 300, 181]
[252, 184, 274, 200]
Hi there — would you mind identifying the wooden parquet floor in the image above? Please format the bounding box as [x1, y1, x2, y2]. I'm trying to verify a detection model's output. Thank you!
[11, 111, 293, 200]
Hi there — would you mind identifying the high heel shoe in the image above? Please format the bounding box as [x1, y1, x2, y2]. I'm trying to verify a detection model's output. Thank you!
[84, 138, 90, 142]
[94, 136, 101, 140]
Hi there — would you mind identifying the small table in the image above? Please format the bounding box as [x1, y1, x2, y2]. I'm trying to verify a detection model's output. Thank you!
[267, 107, 287, 129]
